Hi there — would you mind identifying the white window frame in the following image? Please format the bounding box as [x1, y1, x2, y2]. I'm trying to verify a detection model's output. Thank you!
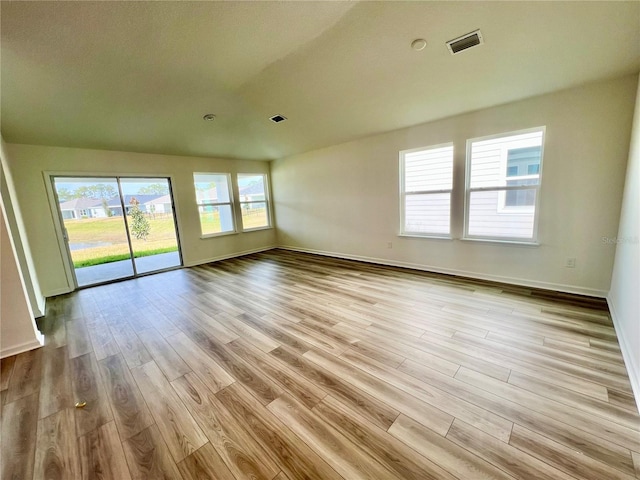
[464, 127, 545, 244]
[193, 172, 237, 238]
[237, 173, 272, 231]
[399, 143, 454, 238]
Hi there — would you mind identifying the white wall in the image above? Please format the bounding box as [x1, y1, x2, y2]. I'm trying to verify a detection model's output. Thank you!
[0, 173, 44, 358]
[272, 75, 638, 296]
[2, 144, 277, 297]
[0, 137, 46, 316]
[609, 78, 640, 411]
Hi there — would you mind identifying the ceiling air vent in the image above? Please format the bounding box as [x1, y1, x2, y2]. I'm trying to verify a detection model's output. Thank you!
[446, 30, 483, 55]
[269, 114, 287, 123]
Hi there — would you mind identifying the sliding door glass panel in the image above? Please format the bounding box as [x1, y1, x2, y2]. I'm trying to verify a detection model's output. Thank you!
[119, 178, 181, 274]
[53, 177, 134, 286]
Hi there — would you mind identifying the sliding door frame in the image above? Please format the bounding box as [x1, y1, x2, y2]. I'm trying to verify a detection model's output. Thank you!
[44, 171, 184, 291]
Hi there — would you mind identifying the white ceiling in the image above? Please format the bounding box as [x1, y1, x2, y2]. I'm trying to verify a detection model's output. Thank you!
[1, 1, 639, 161]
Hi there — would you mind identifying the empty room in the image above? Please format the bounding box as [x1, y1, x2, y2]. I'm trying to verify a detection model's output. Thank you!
[1, 1, 639, 479]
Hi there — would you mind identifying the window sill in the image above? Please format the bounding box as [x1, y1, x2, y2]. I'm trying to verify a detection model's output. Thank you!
[200, 231, 238, 239]
[399, 233, 452, 240]
[241, 226, 274, 233]
[461, 237, 540, 247]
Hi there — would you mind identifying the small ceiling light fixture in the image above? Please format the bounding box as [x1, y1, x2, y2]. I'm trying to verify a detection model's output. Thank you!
[411, 38, 427, 51]
[269, 114, 287, 123]
[202, 113, 216, 121]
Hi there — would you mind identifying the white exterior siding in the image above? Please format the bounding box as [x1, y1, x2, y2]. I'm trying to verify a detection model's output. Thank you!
[467, 191, 535, 238]
[466, 129, 543, 240]
[405, 193, 450, 234]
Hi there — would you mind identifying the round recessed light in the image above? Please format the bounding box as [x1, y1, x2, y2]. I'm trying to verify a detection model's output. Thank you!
[202, 113, 216, 121]
[411, 38, 427, 51]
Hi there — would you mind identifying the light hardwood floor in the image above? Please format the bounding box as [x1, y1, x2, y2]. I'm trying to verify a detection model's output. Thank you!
[1, 249, 639, 480]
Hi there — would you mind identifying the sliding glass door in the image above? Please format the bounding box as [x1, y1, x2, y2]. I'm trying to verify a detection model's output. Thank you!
[52, 176, 181, 287]
[119, 178, 180, 274]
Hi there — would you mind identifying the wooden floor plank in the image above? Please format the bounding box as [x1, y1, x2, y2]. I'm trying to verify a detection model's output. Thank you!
[177, 443, 236, 480]
[138, 328, 191, 381]
[508, 370, 639, 429]
[38, 346, 72, 419]
[305, 348, 453, 436]
[179, 322, 283, 406]
[0, 392, 39, 480]
[0, 355, 16, 391]
[398, 357, 637, 476]
[227, 338, 326, 409]
[20, 250, 640, 480]
[340, 347, 513, 442]
[347, 341, 406, 369]
[78, 421, 132, 480]
[34, 408, 81, 480]
[65, 319, 92, 359]
[270, 345, 400, 430]
[332, 321, 462, 377]
[608, 388, 640, 413]
[122, 424, 184, 480]
[166, 331, 235, 394]
[509, 424, 636, 480]
[98, 354, 154, 440]
[446, 418, 576, 480]
[455, 367, 640, 452]
[216, 312, 280, 352]
[109, 323, 153, 368]
[313, 394, 458, 480]
[5, 348, 43, 404]
[268, 393, 399, 480]
[130, 361, 207, 462]
[632, 451, 640, 478]
[171, 372, 280, 480]
[86, 322, 120, 361]
[70, 352, 114, 437]
[388, 414, 515, 480]
[217, 383, 345, 480]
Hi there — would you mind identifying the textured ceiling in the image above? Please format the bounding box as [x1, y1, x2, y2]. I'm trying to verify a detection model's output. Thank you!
[1, 1, 639, 161]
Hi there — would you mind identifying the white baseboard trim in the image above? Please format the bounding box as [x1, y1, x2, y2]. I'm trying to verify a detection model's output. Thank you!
[607, 297, 640, 414]
[184, 245, 277, 268]
[33, 295, 46, 318]
[1, 334, 44, 359]
[43, 287, 74, 298]
[277, 245, 608, 298]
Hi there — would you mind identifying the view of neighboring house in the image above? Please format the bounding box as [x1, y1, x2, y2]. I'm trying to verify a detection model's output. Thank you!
[60, 194, 171, 219]
[239, 182, 266, 203]
[143, 194, 173, 215]
[195, 187, 217, 204]
[58, 197, 104, 219]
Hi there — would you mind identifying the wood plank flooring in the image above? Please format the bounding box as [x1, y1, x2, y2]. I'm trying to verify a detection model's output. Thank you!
[1, 249, 639, 480]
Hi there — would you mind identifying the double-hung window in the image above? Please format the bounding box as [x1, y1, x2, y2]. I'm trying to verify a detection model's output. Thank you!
[237, 173, 271, 230]
[400, 144, 454, 237]
[193, 173, 236, 236]
[465, 127, 544, 242]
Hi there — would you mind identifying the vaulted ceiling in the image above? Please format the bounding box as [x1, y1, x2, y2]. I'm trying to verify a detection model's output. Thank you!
[1, 1, 639, 161]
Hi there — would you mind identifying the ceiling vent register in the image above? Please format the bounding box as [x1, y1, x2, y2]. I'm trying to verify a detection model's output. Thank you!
[446, 30, 483, 55]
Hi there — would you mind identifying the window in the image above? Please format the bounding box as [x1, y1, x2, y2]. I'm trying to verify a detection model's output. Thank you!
[237, 173, 271, 230]
[465, 128, 544, 242]
[193, 173, 235, 236]
[400, 144, 454, 236]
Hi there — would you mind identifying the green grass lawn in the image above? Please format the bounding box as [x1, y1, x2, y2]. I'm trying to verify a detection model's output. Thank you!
[64, 215, 179, 268]
[64, 208, 269, 268]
